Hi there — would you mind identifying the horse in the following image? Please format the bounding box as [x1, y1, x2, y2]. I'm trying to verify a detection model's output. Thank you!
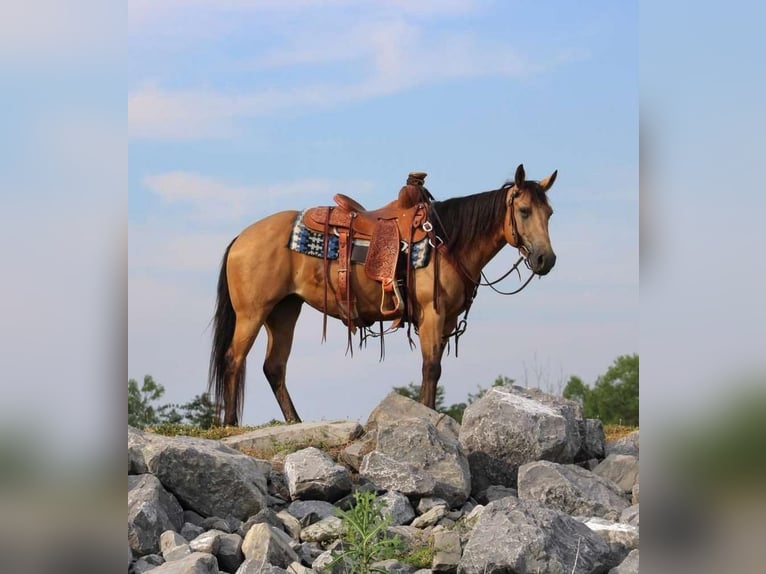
[208, 164, 557, 425]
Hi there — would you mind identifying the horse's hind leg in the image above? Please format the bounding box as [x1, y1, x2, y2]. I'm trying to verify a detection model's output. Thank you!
[263, 295, 304, 423]
[223, 315, 263, 426]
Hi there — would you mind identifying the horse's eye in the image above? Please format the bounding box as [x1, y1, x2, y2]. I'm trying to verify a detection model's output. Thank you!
[519, 208, 531, 219]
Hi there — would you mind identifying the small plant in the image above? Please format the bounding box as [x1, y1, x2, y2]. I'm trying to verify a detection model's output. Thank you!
[401, 539, 434, 569]
[329, 490, 404, 574]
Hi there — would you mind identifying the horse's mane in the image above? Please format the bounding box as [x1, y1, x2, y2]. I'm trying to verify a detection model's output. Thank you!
[430, 181, 550, 257]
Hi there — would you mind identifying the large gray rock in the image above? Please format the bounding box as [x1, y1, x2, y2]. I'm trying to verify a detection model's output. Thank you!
[339, 432, 377, 471]
[361, 418, 471, 508]
[366, 392, 461, 441]
[129, 426, 150, 474]
[577, 419, 606, 461]
[147, 552, 219, 574]
[458, 498, 613, 574]
[518, 461, 630, 520]
[432, 529, 461, 573]
[608, 549, 639, 574]
[284, 447, 352, 502]
[606, 430, 639, 458]
[579, 517, 640, 565]
[459, 386, 583, 493]
[593, 455, 640, 495]
[241, 523, 299, 568]
[216, 532, 245, 573]
[139, 433, 269, 520]
[129, 474, 184, 556]
[285, 500, 338, 526]
[620, 504, 640, 527]
[221, 421, 362, 453]
[299, 516, 344, 543]
[379, 491, 416, 526]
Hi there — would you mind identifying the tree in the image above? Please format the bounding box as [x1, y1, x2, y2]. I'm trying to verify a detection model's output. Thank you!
[563, 355, 639, 426]
[128, 375, 166, 428]
[128, 375, 218, 429]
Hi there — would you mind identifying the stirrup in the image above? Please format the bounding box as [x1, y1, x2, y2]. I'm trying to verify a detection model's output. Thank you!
[380, 281, 403, 316]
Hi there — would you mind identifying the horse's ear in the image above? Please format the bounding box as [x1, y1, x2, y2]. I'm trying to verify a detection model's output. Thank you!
[539, 170, 558, 192]
[514, 164, 525, 188]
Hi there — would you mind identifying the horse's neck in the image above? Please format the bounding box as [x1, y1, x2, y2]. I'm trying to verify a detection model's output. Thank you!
[452, 226, 508, 280]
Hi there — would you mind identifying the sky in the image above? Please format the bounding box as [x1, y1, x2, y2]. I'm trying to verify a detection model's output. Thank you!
[128, 1, 639, 425]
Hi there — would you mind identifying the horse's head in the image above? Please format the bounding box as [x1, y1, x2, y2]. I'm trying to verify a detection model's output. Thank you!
[504, 164, 558, 275]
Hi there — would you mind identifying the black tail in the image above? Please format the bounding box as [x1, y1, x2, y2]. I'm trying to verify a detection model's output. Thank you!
[208, 237, 242, 424]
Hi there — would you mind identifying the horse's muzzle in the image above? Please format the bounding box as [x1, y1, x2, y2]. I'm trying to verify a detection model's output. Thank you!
[531, 250, 556, 275]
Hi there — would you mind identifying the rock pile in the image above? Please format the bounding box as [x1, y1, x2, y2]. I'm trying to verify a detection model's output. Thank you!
[129, 386, 639, 574]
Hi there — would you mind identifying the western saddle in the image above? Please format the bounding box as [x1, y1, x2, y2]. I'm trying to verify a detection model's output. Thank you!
[302, 172, 435, 337]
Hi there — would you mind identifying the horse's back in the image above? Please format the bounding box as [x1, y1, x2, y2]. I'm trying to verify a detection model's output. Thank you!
[226, 210, 302, 305]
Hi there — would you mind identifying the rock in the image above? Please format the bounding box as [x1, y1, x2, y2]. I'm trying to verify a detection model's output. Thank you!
[632, 481, 639, 504]
[370, 559, 415, 574]
[276, 510, 303, 540]
[163, 544, 192, 562]
[458, 498, 613, 574]
[432, 529, 461, 573]
[183, 510, 206, 528]
[284, 447, 352, 502]
[608, 548, 639, 574]
[189, 530, 221, 554]
[132, 554, 165, 573]
[417, 497, 448, 514]
[241, 523, 299, 568]
[269, 468, 291, 502]
[360, 451, 436, 499]
[217, 532, 245, 573]
[517, 461, 630, 520]
[580, 517, 639, 565]
[181, 523, 205, 542]
[362, 418, 471, 508]
[577, 419, 606, 461]
[240, 508, 285, 537]
[160, 531, 188, 555]
[411, 505, 447, 529]
[475, 485, 517, 504]
[129, 426, 150, 474]
[300, 516, 344, 543]
[458, 386, 582, 493]
[619, 504, 640, 527]
[366, 392, 460, 441]
[606, 430, 639, 458]
[379, 491, 416, 526]
[221, 421, 362, 453]
[236, 559, 288, 574]
[286, 500, 338, 526]
[139, 433, 269, 520]
[286, 561, 312, 574]
[129, 474, 184, 556]
[147, 552, 219, 574]
[593, 454, 640, 495]
[339, 433, 376, 471]
[201, 516, 231, 533]
[298, 541, 324, 566]
[313, 547, 351, 574]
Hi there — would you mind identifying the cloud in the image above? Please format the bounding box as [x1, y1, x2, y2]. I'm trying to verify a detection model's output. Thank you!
[142, 171, 373, 222]
[129, 12, 549, 140]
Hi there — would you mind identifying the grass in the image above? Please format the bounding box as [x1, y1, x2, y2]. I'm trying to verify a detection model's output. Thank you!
[144, 419, 286, 440]
[603, 424, 638, 443]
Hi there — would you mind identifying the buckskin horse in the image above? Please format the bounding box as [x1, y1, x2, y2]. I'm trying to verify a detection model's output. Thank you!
[209, 164, 557, 425]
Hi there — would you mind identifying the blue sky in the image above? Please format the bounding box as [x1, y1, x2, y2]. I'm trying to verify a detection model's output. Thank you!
[129, 1, 638, 424]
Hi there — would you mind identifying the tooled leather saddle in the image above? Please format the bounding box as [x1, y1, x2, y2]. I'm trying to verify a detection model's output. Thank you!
[302, 172, 435, 338]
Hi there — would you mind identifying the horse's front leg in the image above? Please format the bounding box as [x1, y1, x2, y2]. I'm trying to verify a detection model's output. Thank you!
[418, 309, 447, 410]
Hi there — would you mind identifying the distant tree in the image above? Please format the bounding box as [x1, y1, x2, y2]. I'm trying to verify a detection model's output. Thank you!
[128, 375, 166, 428]
[563, 355, 639, 426]
[129, 375, 217, 429]
[563, 375, 589, 404]
[178, 393, 217, 429]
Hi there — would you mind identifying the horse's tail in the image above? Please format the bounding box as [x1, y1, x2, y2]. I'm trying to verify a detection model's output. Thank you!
[208, 237, 241, 424]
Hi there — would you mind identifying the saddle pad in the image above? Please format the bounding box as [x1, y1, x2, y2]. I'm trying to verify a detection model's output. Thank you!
[288, 210, 431, 268]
